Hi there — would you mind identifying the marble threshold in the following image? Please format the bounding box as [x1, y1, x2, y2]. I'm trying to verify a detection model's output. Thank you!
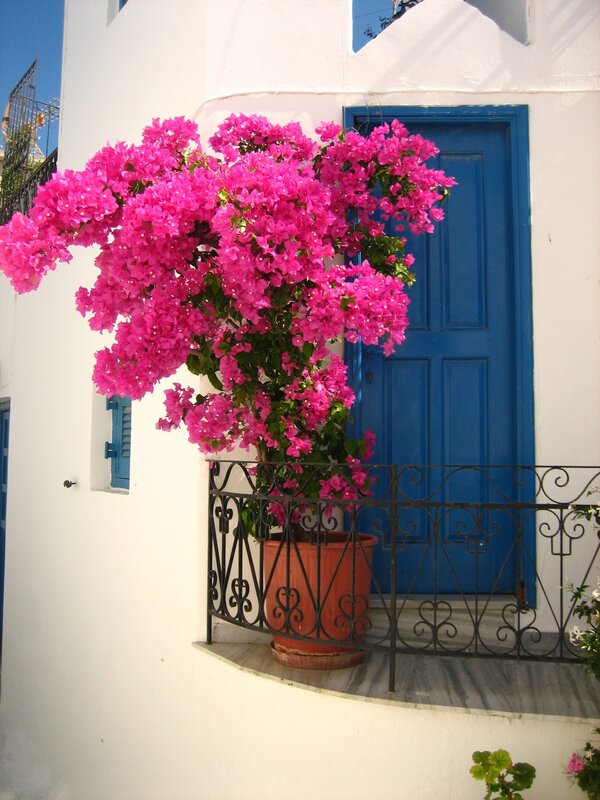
[194, 634, 600, 721]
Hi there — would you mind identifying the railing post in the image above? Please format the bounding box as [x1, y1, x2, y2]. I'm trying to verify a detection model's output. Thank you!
[388, 465, 398, 692]
[206, 463, 214, 645]
[558, 505, 566, 660]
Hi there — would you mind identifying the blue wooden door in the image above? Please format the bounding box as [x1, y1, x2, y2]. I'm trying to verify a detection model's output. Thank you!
[0, 400, 9, 648]
[347, 108, 534, 594]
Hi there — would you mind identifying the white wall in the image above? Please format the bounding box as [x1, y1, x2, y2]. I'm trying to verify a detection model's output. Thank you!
[0, 0, 598, 797]
[468, 0, 530, 44]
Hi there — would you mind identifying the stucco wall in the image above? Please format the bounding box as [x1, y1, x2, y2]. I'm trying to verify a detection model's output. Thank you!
[0, 0, 598, 797]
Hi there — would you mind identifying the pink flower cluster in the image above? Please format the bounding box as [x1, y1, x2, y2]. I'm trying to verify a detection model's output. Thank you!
[567, 754, 586, 774]
[0, 113, 454, 496]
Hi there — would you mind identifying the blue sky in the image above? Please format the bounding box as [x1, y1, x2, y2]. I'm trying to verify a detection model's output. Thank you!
[353, 0, 396, 50]
[0, 0, 64, 153]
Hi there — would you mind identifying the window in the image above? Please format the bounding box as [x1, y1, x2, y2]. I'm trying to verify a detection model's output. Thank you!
[105, 396, 131, 489]
[119, 0, 129, 9]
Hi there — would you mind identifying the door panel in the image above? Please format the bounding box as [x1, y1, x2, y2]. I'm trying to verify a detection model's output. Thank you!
[349, 109, 533, 594]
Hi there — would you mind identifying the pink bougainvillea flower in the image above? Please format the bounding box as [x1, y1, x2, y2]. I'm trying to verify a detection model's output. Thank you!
[0, 113, 455, 500]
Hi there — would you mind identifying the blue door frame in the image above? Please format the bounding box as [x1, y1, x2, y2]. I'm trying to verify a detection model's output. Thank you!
[0, 399, 9, 650]
[344, 106, 535, 595]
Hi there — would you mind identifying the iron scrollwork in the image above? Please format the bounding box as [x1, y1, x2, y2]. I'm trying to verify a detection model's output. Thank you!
[207, 461, 600, 691]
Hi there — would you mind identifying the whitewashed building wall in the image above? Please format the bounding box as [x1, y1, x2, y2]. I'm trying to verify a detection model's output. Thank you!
[0, 1, 598, 798]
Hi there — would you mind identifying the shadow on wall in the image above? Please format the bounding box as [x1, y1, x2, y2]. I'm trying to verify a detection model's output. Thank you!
[0, 715, 66, 800]
[549, 0, 599, 57]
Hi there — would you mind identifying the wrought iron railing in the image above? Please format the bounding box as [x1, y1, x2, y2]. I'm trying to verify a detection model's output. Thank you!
[207, 463, 600, 690]
[363, 0, 425, 41]
[0, 148, 58, 225]
[393, 0, 425, 18]
[0, 60, 60, 225]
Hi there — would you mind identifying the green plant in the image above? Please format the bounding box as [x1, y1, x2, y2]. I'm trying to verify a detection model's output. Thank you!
[470, 750, 536, 799]
[568, 577, 600, 680]
[571, 488, 600, 528]
[566, 489, 600, 679]
[567, 729, 600, 799]
[567, 489, 600, 680]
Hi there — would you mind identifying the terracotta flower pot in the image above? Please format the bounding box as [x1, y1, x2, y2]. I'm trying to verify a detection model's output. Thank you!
[263, 532, 378, 669]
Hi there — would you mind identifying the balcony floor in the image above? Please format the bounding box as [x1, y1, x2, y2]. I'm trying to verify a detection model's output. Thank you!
[195, 635, 600, 720]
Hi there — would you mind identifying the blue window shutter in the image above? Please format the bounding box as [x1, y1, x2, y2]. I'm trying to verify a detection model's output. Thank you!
[105, 396, 131, 489]
[0, 400, 10, 648]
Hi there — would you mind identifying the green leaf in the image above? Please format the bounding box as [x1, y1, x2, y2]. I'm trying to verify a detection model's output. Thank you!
[343, 439, 358, 456]
[207, 371, 223, 391]
[489, 750, 512, 771]
[271, 287, 291, 308]
[510, 763, 536, 790]
[186, 353, 203, 375]
[469, 765, 487, 781]
[302, 342, 314, 360]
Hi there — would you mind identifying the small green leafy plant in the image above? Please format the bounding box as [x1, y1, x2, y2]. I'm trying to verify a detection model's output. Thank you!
[470, 749, 536, 799]
[567, 490, 600, 680]
[568, 577, 600, 681]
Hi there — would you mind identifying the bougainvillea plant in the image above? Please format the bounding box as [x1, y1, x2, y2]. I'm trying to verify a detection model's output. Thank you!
[0, 114, 454, 505]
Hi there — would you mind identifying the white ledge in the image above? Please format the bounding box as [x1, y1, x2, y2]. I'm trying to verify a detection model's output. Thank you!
[194, 637, 600, 722]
